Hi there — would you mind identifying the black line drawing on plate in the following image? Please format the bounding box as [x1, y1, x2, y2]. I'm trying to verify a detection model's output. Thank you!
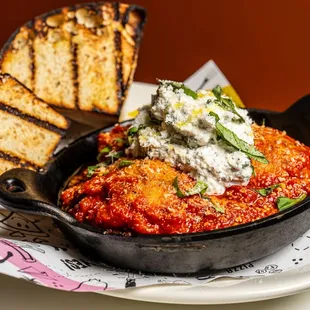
[12, 240, 46, 254]
[195, 275, 216, 281]
[172, 280, 192, 285]
[0, 212, 49, 241]
[71, 278, 108, 291]
[292, 258, 303, 265]
[255, 264, 282, 274]
[0, 239, 36, 263]
[51, 281, 64, 289]
[60, 258, 92, 271]
[18, 266, 58, 281]
[110, 270, 150, 288]
[0, 251, 13, 263]
[124, 271, 153, 288]
[292, 235, 310, 251]
[125, 277, 136, 288]
[21, 275, 42, 285]
[53, 245, 69, 252]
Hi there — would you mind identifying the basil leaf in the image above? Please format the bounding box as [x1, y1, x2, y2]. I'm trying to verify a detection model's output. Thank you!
[87, 163, 106, 178]
[165, 81, 198, 99]
[210, 201, 225, 213]
[254, 184, 280, 196]
[87, 165, 98, 177]
[99, 146, 111, 153]
[221, 98, 245, 123]
[252, 166, 256, 177]
[209, 112, 268, 163]
[203, 196, 225, 213]
[215, 122, 268, 164]
[212, 85, 222, 100]
[172, 177, 208, 198]
[187, 180, 208, 196]
[212, 85, 244, 122]
[277, 194, 307, 211]
[127, 125, 146, 145]
[172, 177, 186, 198]
[119, 160, 134, 168]
[209, 111, 220, 122]
[97, 146, 112, 161]
[115, 138, 125, 143]
[128, 127, 139, 136]
[106, 150, 124, 163]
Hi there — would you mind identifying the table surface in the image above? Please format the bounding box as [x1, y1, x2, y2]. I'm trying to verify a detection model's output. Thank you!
[1, 82, 310, 309]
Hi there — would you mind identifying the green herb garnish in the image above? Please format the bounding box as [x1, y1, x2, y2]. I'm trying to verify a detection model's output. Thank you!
[162, 81, 198, 99]
[115, 137, 125, 143]
[215, 121, 268, 164]
[128, 127, 139, 136]
[106, 150, 124, 163]
[172, 177, 208, 198]
[119, 160, 134, 168]
[127, 125, 146, 145]
[212, 85, 245, 122]
[96, 146, 112, 161]
[210, 201, 225, 213]
[252, 165, 256, 177]
[276, 194, 307, 211]
[99, 146, 111, 153]
[87, 163, 106, 178]
[211, 85, 222, 101]
[254, 184, 280, 196]
[209, 111, 268, 163]
[209, 111, 220, 122]
[87, 165, 98, 177]
[202, 196, 225, 213]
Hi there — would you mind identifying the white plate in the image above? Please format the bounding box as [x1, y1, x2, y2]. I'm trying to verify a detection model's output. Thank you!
[100, 264, 310, 305]
[106, 81, 310, 304]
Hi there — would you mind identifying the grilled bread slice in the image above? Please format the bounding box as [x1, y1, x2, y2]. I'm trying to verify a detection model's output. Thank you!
[0, 2, 146, 115]
[0, 73, 69, 174]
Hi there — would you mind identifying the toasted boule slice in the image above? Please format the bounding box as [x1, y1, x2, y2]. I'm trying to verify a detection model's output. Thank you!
[0, 2, 146, 115]
[0, 73, 69, 174]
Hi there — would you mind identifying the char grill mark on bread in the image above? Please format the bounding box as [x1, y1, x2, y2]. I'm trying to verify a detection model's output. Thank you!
[0, 73, 69, 173]
[71, 39, 79, 109]
[0, 74, 69, 130]
[0, 151, 37, 172]
[113, 2, 124, 111]
[0, 102, 66, 135]
[119, 4, 146, 100]
[0, 2, 146, 115]
[74, 4, 121, 113]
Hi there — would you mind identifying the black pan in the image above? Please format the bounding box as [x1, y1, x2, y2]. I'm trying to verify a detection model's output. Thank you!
[0, 96, 309, 274]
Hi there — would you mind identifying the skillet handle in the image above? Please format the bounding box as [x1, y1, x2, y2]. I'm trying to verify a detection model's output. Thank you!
[0, 168, 76, 224]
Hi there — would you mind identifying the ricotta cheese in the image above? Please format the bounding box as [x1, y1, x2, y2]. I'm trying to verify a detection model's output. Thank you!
[126, 80, 255, 195]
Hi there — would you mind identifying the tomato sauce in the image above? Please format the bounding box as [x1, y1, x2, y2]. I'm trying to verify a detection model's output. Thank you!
[61, 124, 310, 234]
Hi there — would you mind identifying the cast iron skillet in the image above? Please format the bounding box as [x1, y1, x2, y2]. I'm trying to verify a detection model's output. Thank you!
[0, 96, 309, 274]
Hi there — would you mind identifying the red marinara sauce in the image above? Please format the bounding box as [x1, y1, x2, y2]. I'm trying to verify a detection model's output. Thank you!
[61, 124, 310, 234]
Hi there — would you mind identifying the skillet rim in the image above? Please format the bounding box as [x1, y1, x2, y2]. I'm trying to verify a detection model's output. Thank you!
[50, 108, 310, 242]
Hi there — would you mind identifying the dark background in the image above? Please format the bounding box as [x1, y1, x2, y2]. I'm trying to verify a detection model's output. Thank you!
[1, 0, 309, 111]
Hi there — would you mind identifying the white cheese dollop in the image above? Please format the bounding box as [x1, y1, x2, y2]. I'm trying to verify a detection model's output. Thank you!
[126, 81, 254, 195]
